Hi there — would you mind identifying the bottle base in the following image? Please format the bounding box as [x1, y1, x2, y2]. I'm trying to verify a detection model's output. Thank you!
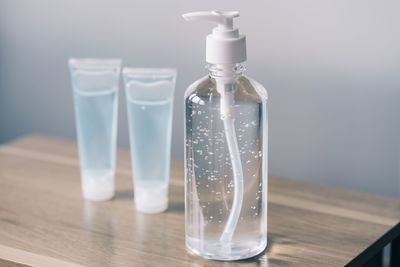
[81, 174, 115, 201]
[134, 186, 168, 214]
[186, 236, 267, 261]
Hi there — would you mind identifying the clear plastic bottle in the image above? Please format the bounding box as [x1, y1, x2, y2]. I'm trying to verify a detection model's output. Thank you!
[184, 64, 268, 260]
[183, 11, 268, 260]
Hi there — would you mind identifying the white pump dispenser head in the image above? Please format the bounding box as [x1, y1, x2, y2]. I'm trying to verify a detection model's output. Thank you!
[182, 11, 246, 64]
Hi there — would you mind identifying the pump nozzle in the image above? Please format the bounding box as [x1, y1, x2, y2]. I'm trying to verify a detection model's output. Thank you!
[182, 10, 246, 64]
[182, 11, 239, 31]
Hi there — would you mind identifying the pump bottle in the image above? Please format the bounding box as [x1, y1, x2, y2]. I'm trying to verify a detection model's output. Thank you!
[183, 11, 268, 260]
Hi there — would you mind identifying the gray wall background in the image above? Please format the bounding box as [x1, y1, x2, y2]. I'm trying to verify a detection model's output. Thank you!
[1, 0, 399, 197]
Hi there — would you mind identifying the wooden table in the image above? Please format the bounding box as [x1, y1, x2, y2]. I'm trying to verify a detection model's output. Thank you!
[0, 135, 399, 267]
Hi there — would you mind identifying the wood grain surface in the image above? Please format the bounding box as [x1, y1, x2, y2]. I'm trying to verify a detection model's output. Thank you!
[0, 135, 399, 267]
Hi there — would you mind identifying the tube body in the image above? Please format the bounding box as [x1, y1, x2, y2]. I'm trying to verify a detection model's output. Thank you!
[123, 68, 176, 213]
[69, 58, 121, 201]
[184, 68, 268, 260]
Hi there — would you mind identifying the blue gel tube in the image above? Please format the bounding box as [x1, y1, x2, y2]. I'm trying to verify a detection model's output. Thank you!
[123, 68, 176, 213]
[69, 58, 121, 201]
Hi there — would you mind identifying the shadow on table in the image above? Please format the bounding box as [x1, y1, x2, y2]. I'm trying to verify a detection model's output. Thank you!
[167, 201, 185, 213]
[114, 189, 133, 200]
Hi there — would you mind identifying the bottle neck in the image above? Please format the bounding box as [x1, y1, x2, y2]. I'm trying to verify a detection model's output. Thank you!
[207, 63, 245, 80]
[208, 64, 242, 120]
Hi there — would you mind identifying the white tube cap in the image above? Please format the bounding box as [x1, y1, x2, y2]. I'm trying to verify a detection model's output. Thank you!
[134, 186, 168, 214]
[182, 10, 246, 64]
[81, 174, 115, 201]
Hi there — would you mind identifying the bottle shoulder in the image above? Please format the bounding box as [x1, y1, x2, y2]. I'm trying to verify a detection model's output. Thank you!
[184, 75, 268, 102]
[238, 75, 268, 101]
[184, 75, 211, 99]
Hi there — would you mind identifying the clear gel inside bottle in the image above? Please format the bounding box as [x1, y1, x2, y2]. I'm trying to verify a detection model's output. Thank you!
[184, 64, 268, 260]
